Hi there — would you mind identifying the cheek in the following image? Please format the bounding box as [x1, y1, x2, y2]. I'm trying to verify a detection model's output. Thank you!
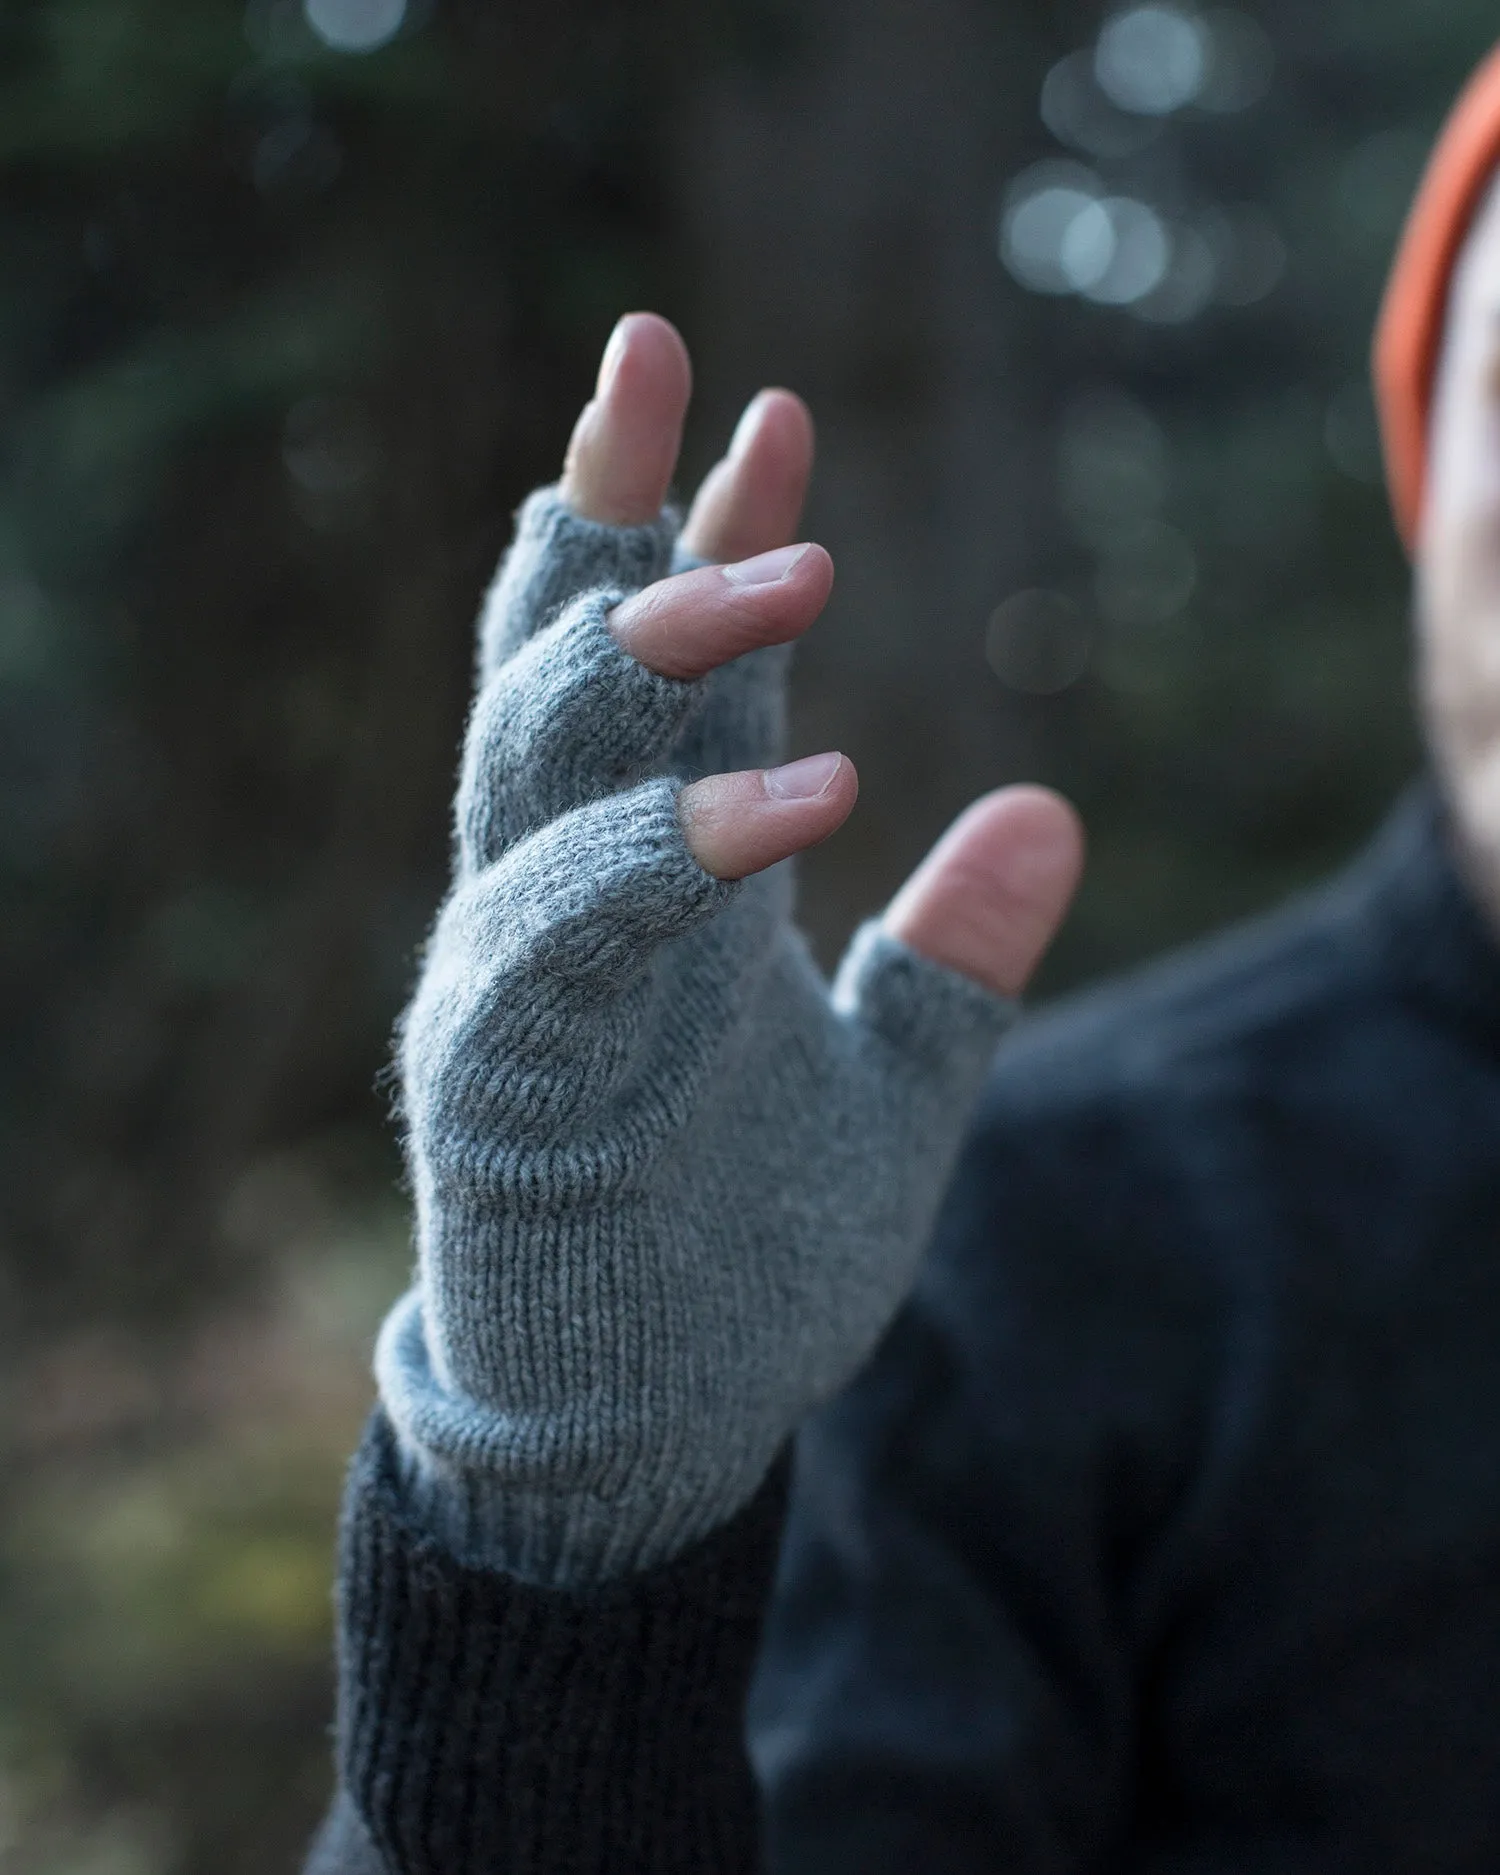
[1461, 367, 1500, 501]
[1480, 353, 1500, 478]
[1429, 348, 1500, 539]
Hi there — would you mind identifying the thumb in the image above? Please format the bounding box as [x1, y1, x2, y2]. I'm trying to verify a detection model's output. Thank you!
[882, 787, 1085, 998]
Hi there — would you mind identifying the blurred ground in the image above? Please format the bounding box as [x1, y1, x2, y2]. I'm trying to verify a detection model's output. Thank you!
[0, 0, 1494, 1867]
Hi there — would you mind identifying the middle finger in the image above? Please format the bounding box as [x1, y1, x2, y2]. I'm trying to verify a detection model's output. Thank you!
[608, 540, 834, 681]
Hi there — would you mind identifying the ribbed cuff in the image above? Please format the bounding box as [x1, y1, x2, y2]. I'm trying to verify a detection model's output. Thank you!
[333, 1410, 789, 1875]
[375, 1289, 780, 1587]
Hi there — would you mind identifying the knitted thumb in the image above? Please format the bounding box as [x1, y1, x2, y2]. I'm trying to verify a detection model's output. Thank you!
[805, 921, 1019, 1409]
[833, 922, 1017, 1110]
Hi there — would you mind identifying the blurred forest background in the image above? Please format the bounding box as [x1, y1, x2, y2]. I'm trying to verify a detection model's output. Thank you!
[0, 0, 1492, 1867]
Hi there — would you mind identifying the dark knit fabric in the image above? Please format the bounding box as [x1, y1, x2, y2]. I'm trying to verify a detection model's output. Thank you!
[315, 1411, 789, 1875]
[753, 780, 1500, 1871]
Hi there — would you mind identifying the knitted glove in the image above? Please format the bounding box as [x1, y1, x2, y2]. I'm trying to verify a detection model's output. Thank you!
[375, 486, 1018, 1586]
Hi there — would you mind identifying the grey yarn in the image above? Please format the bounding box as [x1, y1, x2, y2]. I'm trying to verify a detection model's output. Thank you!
[376, 484, 1018, 1587]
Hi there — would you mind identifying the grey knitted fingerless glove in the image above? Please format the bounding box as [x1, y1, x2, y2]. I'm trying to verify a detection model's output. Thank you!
[375, 485, 1018, 1587]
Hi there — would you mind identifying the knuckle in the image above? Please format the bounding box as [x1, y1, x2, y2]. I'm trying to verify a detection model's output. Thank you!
[459, 598, 705, 872]
[477, 488, 680, 677]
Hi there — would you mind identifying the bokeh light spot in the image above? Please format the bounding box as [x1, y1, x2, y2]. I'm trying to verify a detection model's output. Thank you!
[1079, 199, 1172, 305]
[282, 396, 380, 529]
[986, 591, 1093, 694]
[303, 0, 405, 53]
[1041, 51, 1163, 159]
[1095, 5, 1207, 117]
[1134, 222, 1217, 324]
[1001, 163, 1104, 295]
[1001, 169, 1171, 308]
[1060, 200, 1118, 292]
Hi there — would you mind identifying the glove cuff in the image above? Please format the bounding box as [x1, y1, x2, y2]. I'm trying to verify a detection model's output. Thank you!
[375, 1291, 783, 1586]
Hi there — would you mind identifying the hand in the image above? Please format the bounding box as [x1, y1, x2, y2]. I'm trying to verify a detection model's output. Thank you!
[376, 312, 1084, 1586]
[562, 312, 1083, 989]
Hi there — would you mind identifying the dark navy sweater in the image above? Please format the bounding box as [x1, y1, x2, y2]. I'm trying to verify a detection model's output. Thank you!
[309, 783, 1500, 1873]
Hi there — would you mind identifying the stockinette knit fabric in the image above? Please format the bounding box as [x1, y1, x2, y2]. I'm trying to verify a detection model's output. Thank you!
[376, 484, 1018, 1587]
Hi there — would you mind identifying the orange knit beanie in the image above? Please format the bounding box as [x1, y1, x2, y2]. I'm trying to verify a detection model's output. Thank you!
[1375, 41, 1500, 551]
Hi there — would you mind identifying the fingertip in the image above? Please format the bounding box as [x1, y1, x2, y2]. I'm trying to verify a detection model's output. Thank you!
[605, 312, 693, 410]
[563, 312, 694, 526]
[767, 386, 816, 459]
[883, 785, 1086, 999]
[762, 748, 855, 806]
[965, 786, 1086, 905]
[680, 753, 857, 880]
[732, 386, 815, 465]
[607, 537, 834, 679]
[719, 539, 834, 616]
[682, 386, 818, 563]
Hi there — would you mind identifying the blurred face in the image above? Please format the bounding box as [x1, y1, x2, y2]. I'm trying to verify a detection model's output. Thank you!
[1417, 176, 1500, 916]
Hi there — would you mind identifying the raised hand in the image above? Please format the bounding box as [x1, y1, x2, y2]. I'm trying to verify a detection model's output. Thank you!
[561, 313, 1083, 981]
[376, 313, 1084, 1586]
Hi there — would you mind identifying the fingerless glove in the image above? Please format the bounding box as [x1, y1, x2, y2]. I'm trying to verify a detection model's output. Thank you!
[376, 487, 1017, 1586]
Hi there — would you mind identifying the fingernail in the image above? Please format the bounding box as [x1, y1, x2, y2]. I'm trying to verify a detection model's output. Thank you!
[764, 751, 843, 800]
[723, 542, 811, 587]
[728, 391, 770, 460]
[597, 320, 629, 398]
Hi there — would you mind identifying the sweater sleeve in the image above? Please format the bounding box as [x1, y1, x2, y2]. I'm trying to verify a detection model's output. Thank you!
[306, 1410, 790, 1875]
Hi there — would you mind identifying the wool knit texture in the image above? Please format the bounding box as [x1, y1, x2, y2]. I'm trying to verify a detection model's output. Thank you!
[377, 484, 1018, 1587]
[309, 1411, 787, 1875]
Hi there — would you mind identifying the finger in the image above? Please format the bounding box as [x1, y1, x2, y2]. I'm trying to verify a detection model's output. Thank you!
[477, 488, 677, 682]
[459, 595, 702, 876]
[561, 313, 692, 526]
[428, 779, 733, 1019]
[678, 753, 857, 881]
[609, 542, 833, 681]
[882, 787, 1085, 999]
[680, 389, 816, 563]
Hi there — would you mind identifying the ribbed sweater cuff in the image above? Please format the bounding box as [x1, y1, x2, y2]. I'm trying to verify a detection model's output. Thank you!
[333, 1410, 789, 1875]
